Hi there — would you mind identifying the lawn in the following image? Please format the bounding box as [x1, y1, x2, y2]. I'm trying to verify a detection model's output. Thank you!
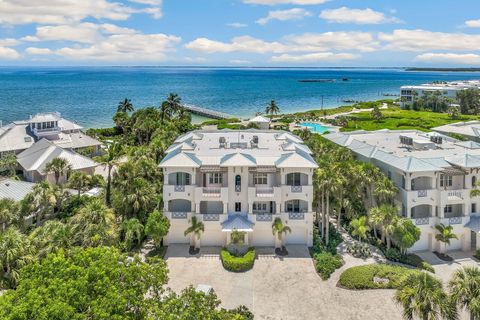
[341, 107, 480, 132]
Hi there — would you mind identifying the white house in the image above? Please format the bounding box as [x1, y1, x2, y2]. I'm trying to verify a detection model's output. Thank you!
[248, 115, 271, 130]
[432, 121, 480, 142]
[325, 129, 480, 252]
[159, 129, 318, 247]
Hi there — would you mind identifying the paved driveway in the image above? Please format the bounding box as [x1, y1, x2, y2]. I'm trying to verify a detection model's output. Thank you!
[165, 245, 402, 320]
[416, 250, 480, 282]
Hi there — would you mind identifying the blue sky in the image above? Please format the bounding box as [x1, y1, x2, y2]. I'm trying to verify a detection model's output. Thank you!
[1, 0, 480, 66]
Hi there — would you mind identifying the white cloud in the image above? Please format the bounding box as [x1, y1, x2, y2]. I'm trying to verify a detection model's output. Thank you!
[0, 38, 20, 47]
[271, 52, 358, 63]
[186, 36, 288, 54]
[230, 59, 251, 64]
[244, 0, 329, 5]
[320, 7, 399, 24]
[379, 29, 480, 51]
[256, 8, 312, 25]
[465, 19, 480, 28]
[25, 47, 54, 55]
[415, 53, 480, 65]
[227, 22, 248, 28]
[27, 33, 181, 62]
[0, 47, 20, 59]
[129, 0, 162, 5]
[0, 0, 162, 25]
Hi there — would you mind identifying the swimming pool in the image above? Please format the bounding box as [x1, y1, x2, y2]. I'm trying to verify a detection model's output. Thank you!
[299, 122, 334, 134]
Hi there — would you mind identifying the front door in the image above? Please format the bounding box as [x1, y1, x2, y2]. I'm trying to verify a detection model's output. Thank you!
[472, 231, 477, 250]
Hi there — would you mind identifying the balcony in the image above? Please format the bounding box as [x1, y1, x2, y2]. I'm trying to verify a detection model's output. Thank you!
[170, 212, 188, 219]
[288, 212, 305, 220]
[202, 214, 220, 221]
[281, 185, 313, 200]
[164, 185, 195, 201]
[33, 126, 62, 137]
[197, 187, 228, 201]
[255, 214, 273, 222]
[401, 189, 436, 205]
[290, 185, 303, 193]
[414, 217, 431, 226]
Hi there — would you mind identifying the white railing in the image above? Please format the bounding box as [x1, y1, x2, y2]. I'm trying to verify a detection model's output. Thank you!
[171, 212, 188, 219]
[256, 214, 273, 222]
[256, 186, 274, 195]
[235, 185, 241, 192]
[203, 214, 220, 221]
[290, 185, 303, 193]
[414, 217, 430, 225]
[174, 185, 185, 192]
[288, 212, 305, 220]
[447, 190, 464, 199]
[202, 187, 221, 195]
[33, 127, 61, 135]
[448, 216, 463, 225]
[417, 190, 427, 198]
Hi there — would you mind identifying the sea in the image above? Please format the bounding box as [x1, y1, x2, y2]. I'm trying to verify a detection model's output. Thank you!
[0, 67, 479, 128]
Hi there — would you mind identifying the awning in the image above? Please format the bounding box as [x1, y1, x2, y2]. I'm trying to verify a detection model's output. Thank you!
[200, 166, 227, 173]
[221, 214, 254, 232]
[249, 166, 277, 173]
[465, 216, 480, 233]
[441, 166, 467, 176]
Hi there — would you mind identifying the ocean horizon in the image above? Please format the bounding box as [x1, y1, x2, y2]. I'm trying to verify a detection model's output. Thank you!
[1, 66, 479, 128]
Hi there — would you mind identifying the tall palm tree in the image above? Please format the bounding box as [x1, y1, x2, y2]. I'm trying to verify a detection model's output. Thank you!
[271, 217, 292, 249]
[184, 216, 204, 250]
[29, 220, 73, 258]
[97, 141, 123, 206]
[395, 272, 457, 320]
[44, 157, 71, 185]
[0, 198, 18, 231]
[29, 181, 58, 223]
[435, 223, 458, 254]
[265, 100, 280, 119]
[121, 218, 144, 251]
[350, 216, 370, 242]
[368, 204, 399, 248]
[0, 152, 17, 177]
[0, 227, 34, 288]
[449, 266, 480, 320]
[160, 93, 182, 124]
[471, 181, 480, 198]
[374, 177, 398, 205]
[117, 98, 134, 113]
[68, 171, 91, 197]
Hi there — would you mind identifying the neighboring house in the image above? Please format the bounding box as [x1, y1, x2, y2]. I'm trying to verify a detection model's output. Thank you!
[399, 80, 480, 108]
[159, 129, 318, 247]
[325, 129, 480, 252]
[0, 178, 36, 225]
[17, 139, 97, 184]
[432, 121, 480, 142]
[248, 115, 271, 130]
[0, 112, 102, 158]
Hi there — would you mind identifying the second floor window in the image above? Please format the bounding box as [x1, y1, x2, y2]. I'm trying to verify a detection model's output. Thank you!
[444, 205, 453, 214]
[285, 200, 300, 213]
[253, 173, 267, 185]
[440, 174, 452, 187]
[176, 172, 190, 185]
[209, 173, 223, 185]
[286, 173, 301, 186]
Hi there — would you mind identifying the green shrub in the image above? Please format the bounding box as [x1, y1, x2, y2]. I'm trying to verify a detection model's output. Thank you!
[347, 242, 372, 259]
[419, 261, 435, 273]
[339, 264, 419, 290]
[474, 249, 480, 260]
[385, 247, 402, 261]
[220, 247, 255, 272]
[384, 248, 434, 273]
[314, 252, 344, 280]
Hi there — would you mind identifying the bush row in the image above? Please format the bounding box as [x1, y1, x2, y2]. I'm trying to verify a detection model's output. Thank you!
[384, 247, 435, 273]
[339, 264, 420, 290]
[310, 225, 344, 280]
[220, 247, 256, 272]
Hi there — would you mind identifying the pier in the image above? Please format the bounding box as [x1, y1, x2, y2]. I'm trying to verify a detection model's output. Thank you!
[182, 104, 234, 120]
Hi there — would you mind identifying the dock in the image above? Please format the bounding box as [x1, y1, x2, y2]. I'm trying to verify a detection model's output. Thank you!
[182, 104, 234, 120]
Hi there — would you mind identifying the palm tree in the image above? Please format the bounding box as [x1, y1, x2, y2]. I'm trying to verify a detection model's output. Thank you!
[395, 272, 457, 320]
[435, 223, 458, 254]
[117, 98, 134, 113]
[0, 153, 17, 177]
[0, 227, 34, 288]
[121, 218, 144, 251]
[68, 171, 91, 197]
[0, 198, 18, 231]
[160, 93, 182, 124]
[97, 141, 123, 206]
[368, 204, 399, 248]
[271, 217, 291, 249]
[350, 216, 370, 242]
[471, 181, 480, 198]
[29, 181, 58, 223]
[449, 266, 480, 320]
[265, 100, 280, 119]
[44, 157, 71, 185]
[184, 216, 204, 250]
[29, 220, 73, 258]
[374, 177, 398, 205]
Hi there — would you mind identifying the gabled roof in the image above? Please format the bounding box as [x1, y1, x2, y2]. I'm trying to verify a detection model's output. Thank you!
[249, 115, 270, 123]
[465, 216, 480, 233]
[281, 142, 312, 154]
[159, 149, 202, 168]
[221, 214, 254, 232]
[323, 133, 350, 147]
[445, 154, 480, 169]
[175, 132, 203, 143]
[220, 153, 256, 167]
[0, 179, 36, 202]
[165, 141, 196, 154]
[17, 139, 97, 173]
[276, 150, 318, 168]
[455, 141, 480, 149]
[378, 154, 441, 173]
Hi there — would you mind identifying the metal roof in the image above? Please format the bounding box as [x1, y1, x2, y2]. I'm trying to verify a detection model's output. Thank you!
[465, 216, 480, 233]
[221, 214, 254, 232]
[0, 178, 36, 202]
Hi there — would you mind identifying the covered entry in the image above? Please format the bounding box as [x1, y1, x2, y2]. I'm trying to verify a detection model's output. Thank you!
[221, 214, 254, 246]
[466, 216, 480, 250]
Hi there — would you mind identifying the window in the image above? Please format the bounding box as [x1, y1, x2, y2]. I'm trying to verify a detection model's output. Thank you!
[209, 173, 223, 185]
[253, 202, 268, 212]
[176, 172, 190, 185]
[444, 205, 453, 214]
[473, 176, 477, 188]
[387, 171, 392, 180]
[235, 202, 241, 212]
[440, 174, 452, 187]
[286, 173, 301, 186]
[472, 203, 477, 213]
[253, 173, 267, 185]
[286, 200, 300, 213]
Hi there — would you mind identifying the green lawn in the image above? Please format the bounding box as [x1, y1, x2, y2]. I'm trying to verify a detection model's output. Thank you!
[341, 107, 480, 132]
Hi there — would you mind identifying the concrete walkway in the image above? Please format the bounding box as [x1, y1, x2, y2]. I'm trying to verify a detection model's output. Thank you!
[165, 244, 402, 320]
[416, 250, 480, 282]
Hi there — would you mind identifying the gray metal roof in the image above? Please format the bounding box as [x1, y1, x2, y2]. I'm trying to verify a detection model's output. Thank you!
[465, 216, 480, 233]
[0, 178, 36, 201]
[221, 214, 254, 232]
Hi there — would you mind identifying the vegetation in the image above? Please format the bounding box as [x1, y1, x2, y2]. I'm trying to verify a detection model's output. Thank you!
[184, 216, 205, 250]
[350, 216, 370, 241]
[145, 210, 170, 249]
[44, 157, 71, 185]
[220, 247, 256, 272]
[265, 100, 280, 118]
[339, 264, 420, 290]
[435, 223, 458, 253]
[314, 251, 343, 280]
[384, 248, 434, 273]
[448, 266, 480, 320]
[271, 217, 291, 249]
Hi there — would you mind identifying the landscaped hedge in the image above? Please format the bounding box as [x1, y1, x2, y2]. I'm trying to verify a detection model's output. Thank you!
[313, 252, 344, 280]
[474, 249, 480, 260]
[220, 247, 256, 272]
[385, 248, 434, 273]
[339, 264, 420, 290]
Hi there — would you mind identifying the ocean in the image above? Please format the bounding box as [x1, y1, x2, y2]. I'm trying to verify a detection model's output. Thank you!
[0, 67, 479, 128]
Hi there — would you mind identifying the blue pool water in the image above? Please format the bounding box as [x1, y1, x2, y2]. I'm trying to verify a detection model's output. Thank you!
[0, 67, 479, 128]
[299, 122, 332, 134]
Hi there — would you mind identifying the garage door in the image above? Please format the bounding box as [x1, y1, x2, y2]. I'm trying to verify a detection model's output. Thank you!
[168, 227, 189, 244]
[286, 227, 306, 245]
[201, 225, 224, 246]
[252, 231, 275, 246]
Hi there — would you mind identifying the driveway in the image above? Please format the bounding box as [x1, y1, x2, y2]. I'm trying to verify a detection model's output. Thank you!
[416, 250, 480, 282]
[165, 245, 402, 320]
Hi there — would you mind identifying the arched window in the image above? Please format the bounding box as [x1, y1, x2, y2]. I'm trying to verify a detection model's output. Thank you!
[235, 175, 241, 192]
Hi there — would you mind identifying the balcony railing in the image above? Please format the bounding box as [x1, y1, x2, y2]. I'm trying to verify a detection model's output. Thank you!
[235, 185, 241, 192]
[33, 127, 61, 135]
[203, 214, 220, 221]
[447, 190, 464, 199]
[171, 212, 188, 219]
[417, 190, 428, 198]
[290, 185, 302, 193]
[288, 212, 305, 220]
[174, 185, 185, 192]
[256, 214, 273, 222]
[256, 187, 274, 196]
[202, 187, 221, 195]
[448, 217, 462, 225]
[414, 217, 430, 225]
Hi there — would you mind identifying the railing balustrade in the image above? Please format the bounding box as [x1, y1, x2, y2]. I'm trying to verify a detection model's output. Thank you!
[174, 185, 185, 192]
[448, 217, 462, 225]
[171, 212, 188, 219]
[202, 187, 221, 194]
[417, 190, 427, 198]
[414, 217, 430, 225]
[255, 214, 273, 222]
[290, 185, 303, 193]
[288, 212, 305, 220]
[235, 185, 241, 192]
[203, 214, 220, 221]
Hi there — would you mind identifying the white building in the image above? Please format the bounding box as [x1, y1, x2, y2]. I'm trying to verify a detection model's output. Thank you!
[432, 121, 480, 142]
[0, 112, 102, 157]
[325, 129, 480, 252]
[400, 80, 480, 108]
[248, 115, 271, 130]
[159, 129, 318, 247]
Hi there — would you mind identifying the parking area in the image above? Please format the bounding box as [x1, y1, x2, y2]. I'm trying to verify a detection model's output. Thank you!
[416, 250, 480, 282]
[165, 244, 402, 320]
